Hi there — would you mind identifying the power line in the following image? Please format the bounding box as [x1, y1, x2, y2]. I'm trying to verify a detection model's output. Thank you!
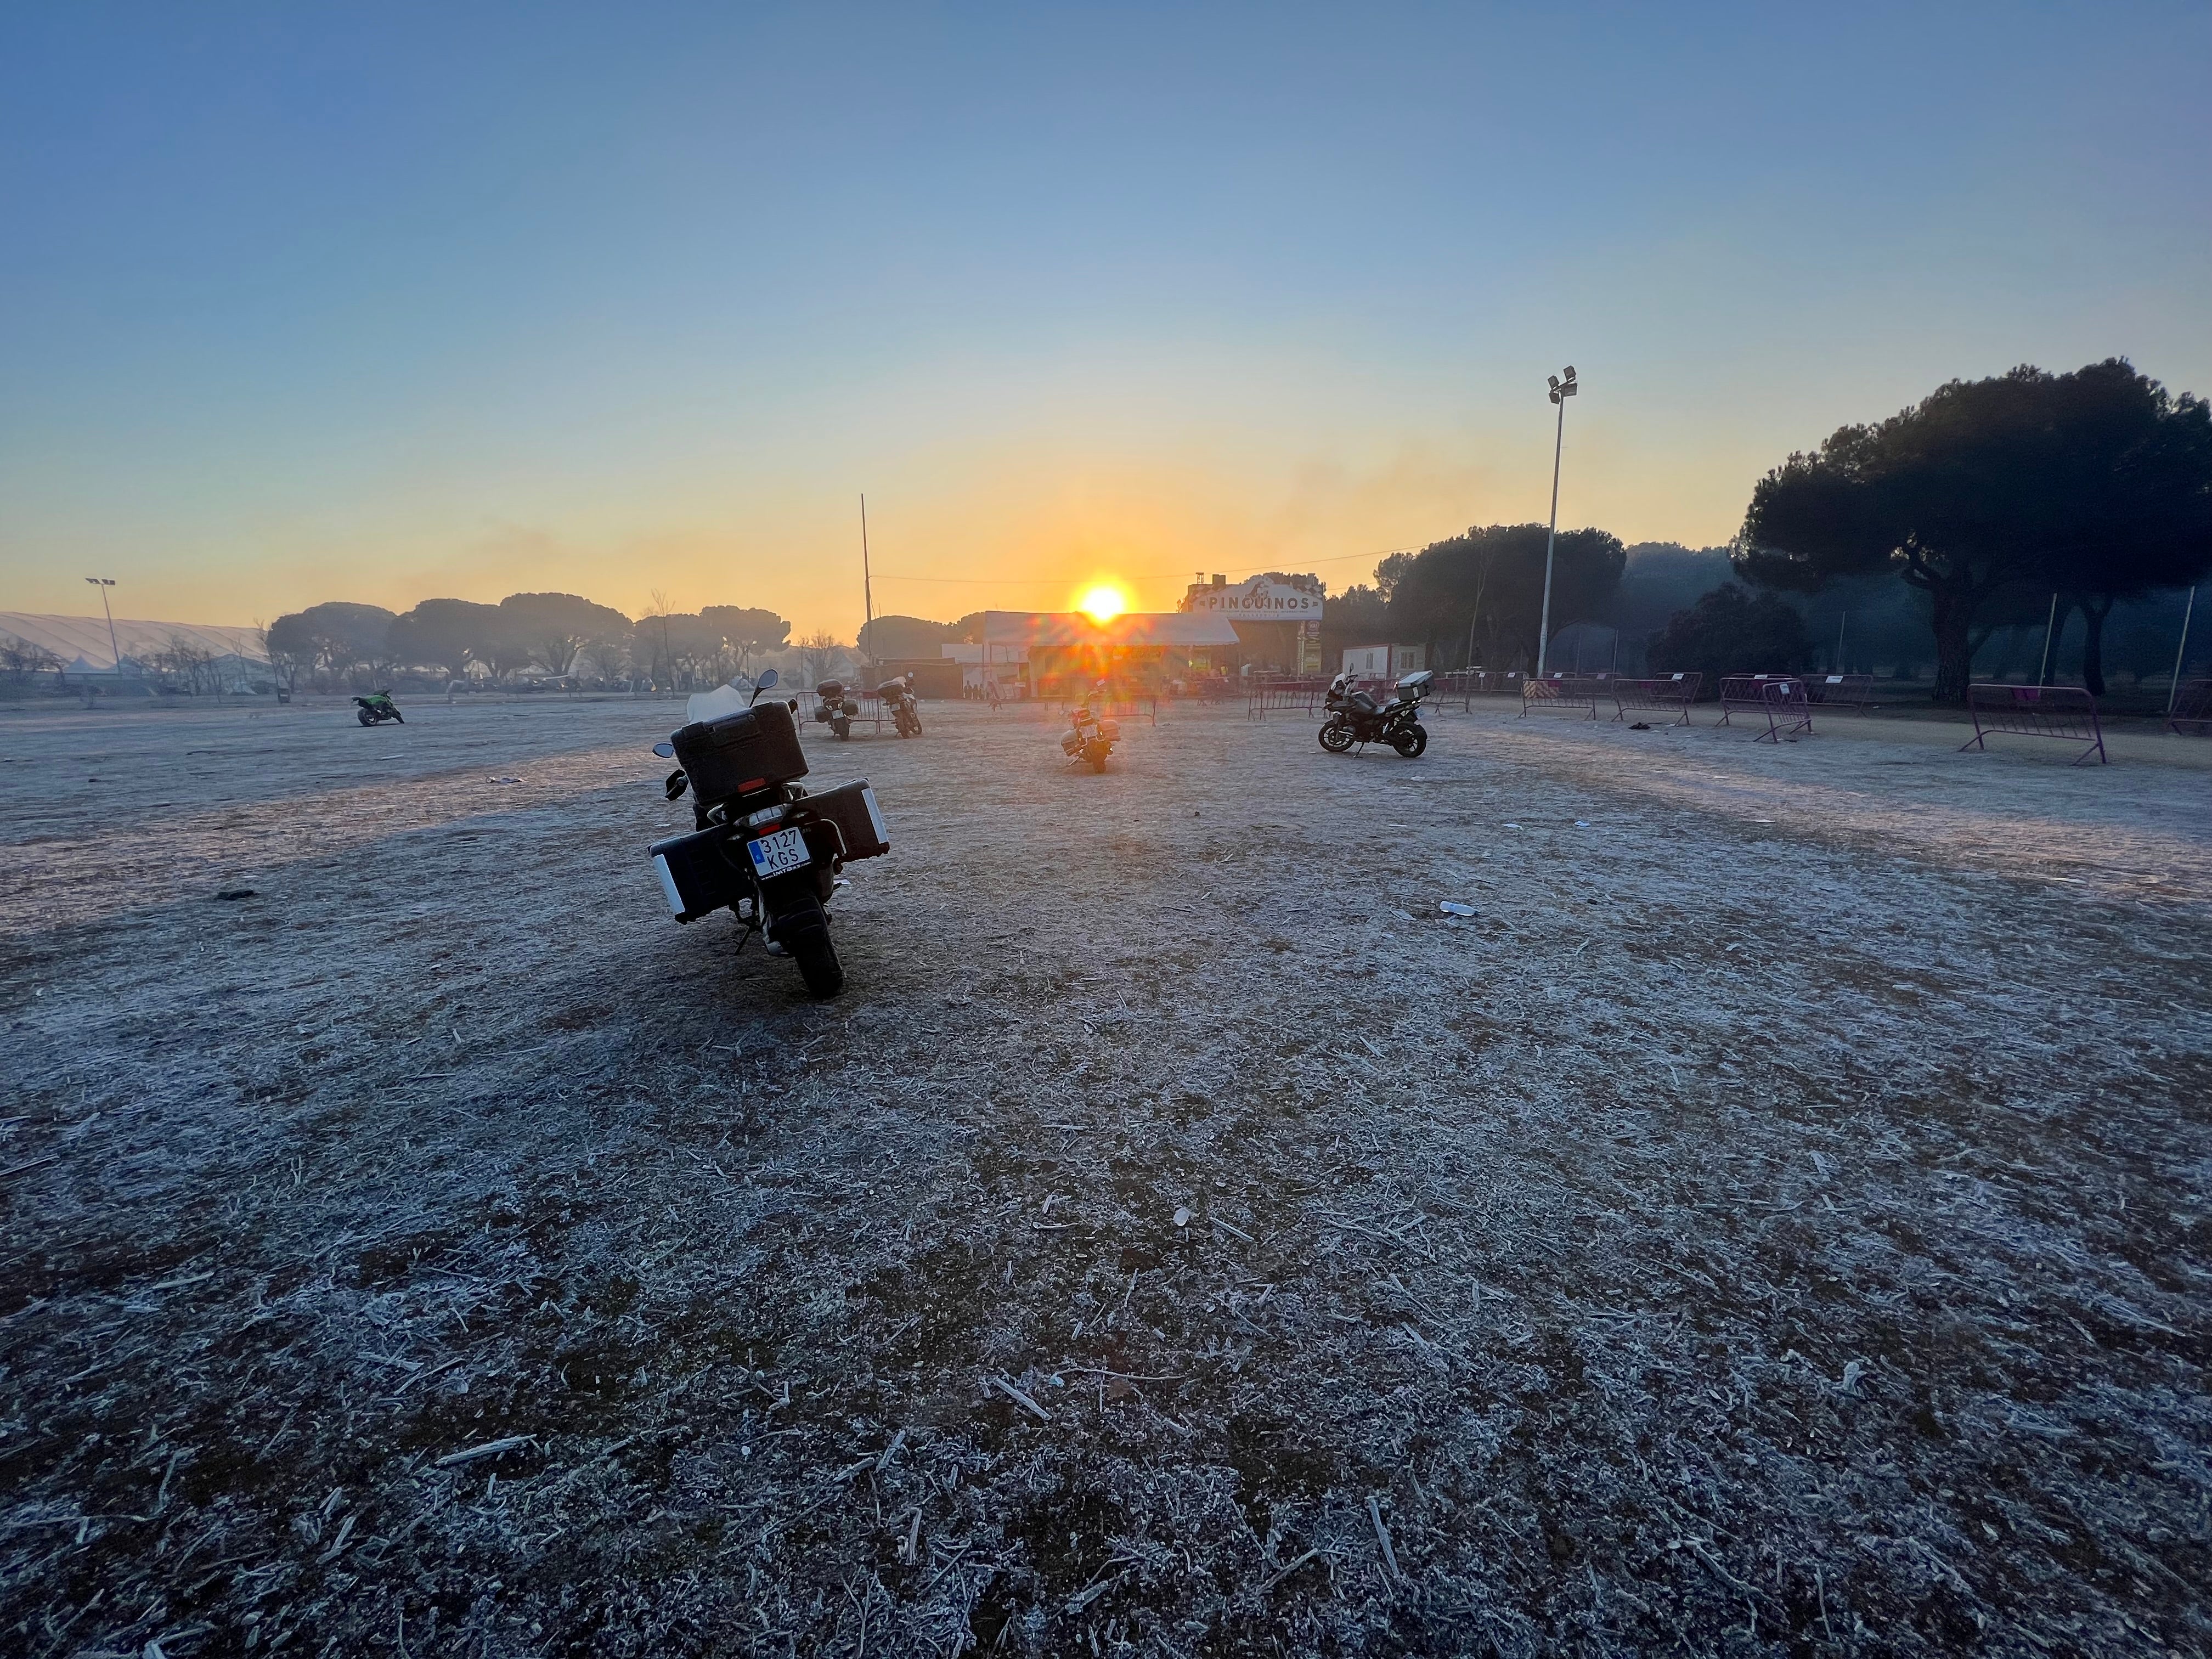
[869, 544, 1421, 586]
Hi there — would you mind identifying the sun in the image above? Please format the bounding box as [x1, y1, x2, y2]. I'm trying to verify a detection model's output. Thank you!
[1077, 583, 1129, 624]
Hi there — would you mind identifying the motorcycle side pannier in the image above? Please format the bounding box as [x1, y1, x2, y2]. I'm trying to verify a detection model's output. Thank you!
[672, 700, 808, 803]
[650, 826, 748, 922]
[1059, 729, 1084, 754]
[1096, 719, 1120, 743]
[803, 780, 890, 860]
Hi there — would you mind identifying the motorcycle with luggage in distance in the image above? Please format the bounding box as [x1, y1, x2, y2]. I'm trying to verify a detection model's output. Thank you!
[813, 678, 857, 740]
[353, 690, 404, 725]
[1320, 669, 1431, 757]
[646, 670, 890, 998]
[878, 674, 923, 738]
[1060, 682, 1120, 772]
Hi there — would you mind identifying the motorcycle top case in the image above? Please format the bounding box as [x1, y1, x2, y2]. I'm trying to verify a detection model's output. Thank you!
[802, 779, 890, 860]
[670, 699, 808, 804]
[649, 825, 748, 922]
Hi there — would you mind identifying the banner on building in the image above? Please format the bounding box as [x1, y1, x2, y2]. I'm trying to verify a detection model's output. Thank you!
[1183, 578, 1323, 620]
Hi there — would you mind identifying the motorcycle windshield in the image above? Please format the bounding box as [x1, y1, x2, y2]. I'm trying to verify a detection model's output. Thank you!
[686, 684, 751, 724]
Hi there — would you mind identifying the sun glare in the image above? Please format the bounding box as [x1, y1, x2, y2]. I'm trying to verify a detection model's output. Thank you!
[1078, 584, 1130, 624]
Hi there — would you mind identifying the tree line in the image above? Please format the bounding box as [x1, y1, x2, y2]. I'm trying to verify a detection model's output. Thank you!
[1341, 359, 2210, 700]
[263, 594, 799, 692]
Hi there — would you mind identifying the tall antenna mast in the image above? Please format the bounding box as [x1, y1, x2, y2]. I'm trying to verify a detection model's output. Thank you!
[860, 493, 874, 670]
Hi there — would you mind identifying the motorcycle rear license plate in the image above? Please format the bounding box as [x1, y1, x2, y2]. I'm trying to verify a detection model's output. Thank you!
[746, 826, 810, 878]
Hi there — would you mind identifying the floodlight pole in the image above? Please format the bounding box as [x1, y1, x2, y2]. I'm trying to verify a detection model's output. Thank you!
[86, 577, 121, 675]
[2036, 591, 2058, 687]
[2168, 586, 2197, 720]
[1536, 374, 1572, 678]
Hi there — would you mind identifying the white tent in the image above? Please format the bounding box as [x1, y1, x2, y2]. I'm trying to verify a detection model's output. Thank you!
[0, 612, 267, 676]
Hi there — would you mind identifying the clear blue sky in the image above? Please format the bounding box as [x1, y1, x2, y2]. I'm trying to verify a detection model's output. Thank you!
[3, 2, 2205, 629]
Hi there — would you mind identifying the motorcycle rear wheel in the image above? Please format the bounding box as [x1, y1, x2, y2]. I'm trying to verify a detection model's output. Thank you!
[1088, 747, 1109, 772]
[357, 708, 375, 726]
[778, 899, 844, 997]
[1391, 726, 1428, 758]
[1318, 721, 1354, 753]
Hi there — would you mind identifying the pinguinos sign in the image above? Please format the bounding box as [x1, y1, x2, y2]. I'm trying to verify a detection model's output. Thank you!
[1184, 579, 1323, 619]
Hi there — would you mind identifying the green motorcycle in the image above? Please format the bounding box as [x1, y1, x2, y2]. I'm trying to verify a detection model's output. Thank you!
[353, 691, 405, 726]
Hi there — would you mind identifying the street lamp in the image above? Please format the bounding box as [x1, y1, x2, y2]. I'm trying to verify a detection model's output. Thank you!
[1536, 366, 1577, 678]
[84, 577, 121, 676]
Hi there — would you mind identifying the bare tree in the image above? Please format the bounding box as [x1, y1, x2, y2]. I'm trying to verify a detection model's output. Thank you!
[797, 630, 842, 688]
[640, 590, 678, 692]
[1, 635, 63, 694]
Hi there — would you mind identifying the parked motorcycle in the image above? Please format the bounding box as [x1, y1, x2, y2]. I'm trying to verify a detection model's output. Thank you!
[1320, 669, 1430, 757]
[353, 690, 404, 726]
[878, 674, 923, 738]
[1060, 684, 1120, 772]
[646, 670, 890, 998]
[813, 679, 857, 740]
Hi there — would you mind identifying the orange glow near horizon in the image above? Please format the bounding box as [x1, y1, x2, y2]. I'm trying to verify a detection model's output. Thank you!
[1077, 582, 1130, 624]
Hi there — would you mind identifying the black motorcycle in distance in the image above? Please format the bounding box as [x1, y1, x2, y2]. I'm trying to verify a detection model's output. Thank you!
[353, 690, 404, 725]
[878, 674, 923, 738]
[813, 678, 857, 740]
[647, 670, 890, 998]
[1320, 669, 1431, 757]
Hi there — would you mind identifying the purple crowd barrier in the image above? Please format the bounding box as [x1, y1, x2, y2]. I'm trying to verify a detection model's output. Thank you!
[1519, 675, 1615, 720]
[1961, 684, 2106, 765]
[1717, 674, 1799, 726]
[1609, 673, 1701, 727]
[1804, 673, 1879, 715]
[2168, 678, 2211, 737]
[1751, 678, 1814, 742]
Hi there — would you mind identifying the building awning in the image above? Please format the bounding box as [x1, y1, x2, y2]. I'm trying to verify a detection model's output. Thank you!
[978, 610, 1242, 648]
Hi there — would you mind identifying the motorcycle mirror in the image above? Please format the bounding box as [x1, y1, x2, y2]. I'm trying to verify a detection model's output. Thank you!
[652, 741, 675, 758]
[758, 668, 778, 690]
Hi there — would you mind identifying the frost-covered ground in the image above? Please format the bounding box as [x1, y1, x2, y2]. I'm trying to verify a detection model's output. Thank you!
[2, 693, 2208, 1657]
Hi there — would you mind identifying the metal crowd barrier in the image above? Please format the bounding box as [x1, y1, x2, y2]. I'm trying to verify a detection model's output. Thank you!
[1519, 676, 1617, 720]
[1804, 673, 1880, 714]
[1962, 684, 2106, 765]
[1716, 674, 1797, 726]
[1750, 678, 1814, 742]
[1245, 678, 1326, 720]
[1607, 673, 1701, 726]
[2168, 678, 2211, 737]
